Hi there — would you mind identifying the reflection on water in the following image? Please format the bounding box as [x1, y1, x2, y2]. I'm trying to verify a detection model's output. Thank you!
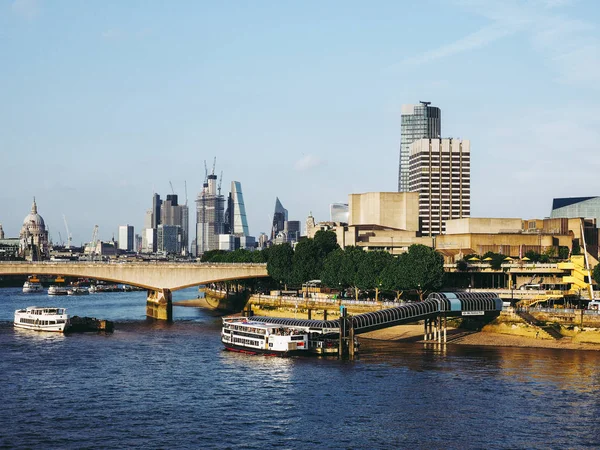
[13, 327, 67, 342]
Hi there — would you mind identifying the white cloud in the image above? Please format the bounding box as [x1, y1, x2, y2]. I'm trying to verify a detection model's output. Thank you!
[395, 0, 600, 88]
[294, 154, 323, 172]
[11, 0, 39, 20]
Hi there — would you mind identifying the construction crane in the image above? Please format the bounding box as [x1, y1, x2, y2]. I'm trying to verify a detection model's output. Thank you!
[218, 171, 223, 196]
[63, 215, 72, 249]
[204, 160, 208, 184]
[86, 225, 99, 258]
[212, 157, 216, 175]
[169, 181, 175, 195]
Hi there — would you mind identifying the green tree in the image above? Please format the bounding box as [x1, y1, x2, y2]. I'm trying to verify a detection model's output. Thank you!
[381, 256, 407, 300]
[321, 247, 345, 291]
[266, 243, 294, 289]
[402, 244, 444, 299]
[593, 263, 600, 287]
[313, 230, 339, 259]
[291, 239, 321, 285]
[483, 251, 507, 271]
[558, 246, 570, 260]
[456, 259, 468, 272]
[356, 251, 394, 300]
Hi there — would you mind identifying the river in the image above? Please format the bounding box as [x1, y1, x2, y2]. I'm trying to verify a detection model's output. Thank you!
[0, 286, 599, 449]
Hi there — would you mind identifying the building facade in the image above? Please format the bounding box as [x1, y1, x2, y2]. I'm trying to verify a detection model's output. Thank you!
[330, 203, 349, 223]
[271, 197, 288, 240]
[157, 224, 182, 255]
[19, 198, 49, 261]
[409, 138, 471, 236]
[118, 225, 134, 251]
[196, 174, 225, 256]
[161, 194, 189, 255]
[398, 101, 441, 192]
[551, 197, 600, 225]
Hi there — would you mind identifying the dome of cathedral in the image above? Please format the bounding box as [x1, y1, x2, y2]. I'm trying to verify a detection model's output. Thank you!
[22, 198, 45, 228]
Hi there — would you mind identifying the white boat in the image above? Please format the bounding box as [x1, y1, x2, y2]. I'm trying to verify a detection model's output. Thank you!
[67, 287, 89, 295]
[14, 306, 70, 332]
[23, 277, 43, 293]
[221, 317, 309, 356]
[48, 285, 68, 296]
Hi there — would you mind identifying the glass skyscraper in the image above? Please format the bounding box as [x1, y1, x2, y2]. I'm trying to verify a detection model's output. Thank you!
[398, 101, 441, 192]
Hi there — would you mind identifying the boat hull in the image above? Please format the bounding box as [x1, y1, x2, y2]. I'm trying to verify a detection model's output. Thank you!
[14, 322, 67, 333]
[222, 341, 305, 357]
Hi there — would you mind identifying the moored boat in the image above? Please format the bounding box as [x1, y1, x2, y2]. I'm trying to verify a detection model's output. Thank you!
[23, 277, 43, 293]
[14, 306, 70, 332]
[67, 287, 89, 295]
[48, 285, 68, 296]
[221, 317, 309, 356]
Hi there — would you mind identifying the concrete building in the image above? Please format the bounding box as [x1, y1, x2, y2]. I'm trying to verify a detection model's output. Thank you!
[141, 228, 155, 253]
[398, 101, 441, 192]
[551, 197, 600, 225]
[118, 225, 134, 251]
[334, 192, 432, 254]
[437, 217, 599, 265]
[349, 192, 420, 231]
[409, 138, 471, 236]
[196, 174, 225, 256]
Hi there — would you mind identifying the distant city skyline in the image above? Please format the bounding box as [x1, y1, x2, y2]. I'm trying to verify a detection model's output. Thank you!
[1, 1, 599, 244]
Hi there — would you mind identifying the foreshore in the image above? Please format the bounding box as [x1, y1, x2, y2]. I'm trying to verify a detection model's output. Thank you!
[361, 324, 600, 351]
[175, 300, 600, 351]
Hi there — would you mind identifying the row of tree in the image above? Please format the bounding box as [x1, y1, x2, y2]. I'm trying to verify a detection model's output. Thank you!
[200, 230, 446, 299]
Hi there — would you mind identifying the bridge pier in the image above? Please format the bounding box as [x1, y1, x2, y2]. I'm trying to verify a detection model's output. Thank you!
[146, 289, 173, 321]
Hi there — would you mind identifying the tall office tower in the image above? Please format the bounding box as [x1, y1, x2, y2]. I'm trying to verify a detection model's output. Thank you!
[196, 174, 225, 256]
[398, 101, 441, 192]
[284, 220, 300, 243]
[330, 203, 349, 223]
[151, 194, 162, 228]
[161, 194, 189, 255]
[408, 138, 470, 236]
[118, 225, 134, 251]
[157, 224, 182, 255]
[134, 234, 142, 253]
[230, 181, 249, 236]
[271, 197, 288, 240]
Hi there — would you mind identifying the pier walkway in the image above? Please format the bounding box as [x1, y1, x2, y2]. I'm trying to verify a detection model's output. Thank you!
[248, 292, 502, 343]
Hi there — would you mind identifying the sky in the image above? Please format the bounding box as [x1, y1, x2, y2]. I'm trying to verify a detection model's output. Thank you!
[1, 0, 599, 246]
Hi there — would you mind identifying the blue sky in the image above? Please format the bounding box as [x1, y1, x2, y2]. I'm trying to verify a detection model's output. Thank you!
[1, 0, 599, 246]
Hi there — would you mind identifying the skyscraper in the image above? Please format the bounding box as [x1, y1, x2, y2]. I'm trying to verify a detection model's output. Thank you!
[271, 197, 288, 240]
[398, 101, 441, 192]
[161, 194, 189, 254]
[118, 225, 134, 251]
[230, 181, 249, 236]
[196, 174, 225, 256]
[408, 138, 470, 236]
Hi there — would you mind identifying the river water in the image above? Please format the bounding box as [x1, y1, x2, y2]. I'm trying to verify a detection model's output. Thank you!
[1, 287, 599, 449]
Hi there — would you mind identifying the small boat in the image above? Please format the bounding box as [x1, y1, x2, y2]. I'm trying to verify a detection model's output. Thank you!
[14, 306, 70, 332]
[221, 317, 309, 356]
[23, 277, 43, 293]
[48, 285, 68, 296]
[67, 287, 89, 295]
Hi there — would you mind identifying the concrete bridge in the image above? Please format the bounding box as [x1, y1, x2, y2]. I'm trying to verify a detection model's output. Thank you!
[0, 261, 268, 320]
